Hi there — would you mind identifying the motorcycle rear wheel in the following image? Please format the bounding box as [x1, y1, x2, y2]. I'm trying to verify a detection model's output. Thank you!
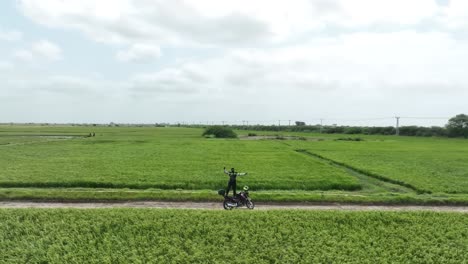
[223, 200, 234, 210]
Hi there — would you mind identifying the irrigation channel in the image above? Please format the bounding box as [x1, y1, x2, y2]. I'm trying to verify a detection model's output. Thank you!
[1, 201, 468, 212]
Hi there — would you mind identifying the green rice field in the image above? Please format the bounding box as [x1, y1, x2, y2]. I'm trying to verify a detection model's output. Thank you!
[288, 136, 468, 193]
[0, 126, 359, 191]
[1, 125, 468, 203]
[1, 209, 466, 263]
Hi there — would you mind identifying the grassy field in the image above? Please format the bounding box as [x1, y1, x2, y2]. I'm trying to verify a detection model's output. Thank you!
[287, 136, 468, 194]
[1, 125, 468, 203]
[1, 208, 466, 263]
[0, 126, 359, 191]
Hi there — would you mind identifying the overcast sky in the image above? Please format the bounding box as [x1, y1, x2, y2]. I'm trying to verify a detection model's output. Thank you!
[1, 0, 467, 126]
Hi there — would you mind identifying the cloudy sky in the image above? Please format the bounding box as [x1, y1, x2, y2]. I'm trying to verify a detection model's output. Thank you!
[1, 0, 467, 126]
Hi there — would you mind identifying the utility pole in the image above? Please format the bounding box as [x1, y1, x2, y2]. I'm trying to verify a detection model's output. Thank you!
[395, 116, 400, 136]
[288, 120, 291, 126]
[320, 119, 323, 133]
[278, 120, 281, 126]
[222, 121, 225, 126]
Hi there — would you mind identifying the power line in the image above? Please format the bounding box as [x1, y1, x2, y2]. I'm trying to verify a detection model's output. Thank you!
[178, 116, 451, 127]
[400, 116, 450, 120]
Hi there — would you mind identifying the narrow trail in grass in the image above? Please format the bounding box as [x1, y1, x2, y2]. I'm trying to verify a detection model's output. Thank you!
[295, 149, 424, 193]
[1, 201, 467, 212]
[0, 137, 80, 147]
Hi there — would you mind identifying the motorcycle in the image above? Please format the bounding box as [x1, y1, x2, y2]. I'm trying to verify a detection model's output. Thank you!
[218, 186, 255, 210]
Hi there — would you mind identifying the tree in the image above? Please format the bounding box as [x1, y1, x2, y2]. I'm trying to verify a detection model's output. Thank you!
[202, 126, 237, 138]
[446, 114, 468, 138]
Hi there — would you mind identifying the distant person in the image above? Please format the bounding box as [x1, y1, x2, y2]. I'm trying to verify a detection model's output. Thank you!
[224, 167, 247, 197]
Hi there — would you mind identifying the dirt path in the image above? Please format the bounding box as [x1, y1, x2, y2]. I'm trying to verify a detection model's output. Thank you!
[1, 201, 467, 212]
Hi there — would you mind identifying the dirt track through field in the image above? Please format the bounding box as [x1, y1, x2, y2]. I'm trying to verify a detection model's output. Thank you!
[1, 201, 468, 212]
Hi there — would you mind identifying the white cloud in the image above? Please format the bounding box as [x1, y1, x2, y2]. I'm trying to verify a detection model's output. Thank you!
[0, 29, 22, 41]
[14, 40, 62, 62]
[3, 28, 467, 123]
[31, 40, 62, 60]
[18, 0, 442, 48]
[339, 0, 439, 26]
[13, 50, 34, 62]
[126, 31, 468, 101]
[130, 64, 209, 94]
[18, 0, 271, 46]
[0, 61, 13, 70]
[441, 0, 468, 29]
[2, 73, 123, 98]
[116, 44, 161, 63]
[7, 0, 468, 124]
[37, 75, 105, 94]
[8, 31, 464, 102]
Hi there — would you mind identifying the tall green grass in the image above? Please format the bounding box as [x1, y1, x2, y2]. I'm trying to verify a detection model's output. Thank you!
[0, 126, 359, 191]
[289, 136, 468, 193]
[1, 209, 466, 263]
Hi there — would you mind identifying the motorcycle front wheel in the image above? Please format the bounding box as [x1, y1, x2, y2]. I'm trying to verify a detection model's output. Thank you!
[246, 199, 255, 209]
[223, 200, 234, 210]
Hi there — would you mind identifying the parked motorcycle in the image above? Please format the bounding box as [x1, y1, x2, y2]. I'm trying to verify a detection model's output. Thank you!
[218, 186, 255, 210]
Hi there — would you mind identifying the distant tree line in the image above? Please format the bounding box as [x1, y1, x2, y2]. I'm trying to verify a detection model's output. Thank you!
[227, 124, 449, 136]
[208, 114, 468, 138]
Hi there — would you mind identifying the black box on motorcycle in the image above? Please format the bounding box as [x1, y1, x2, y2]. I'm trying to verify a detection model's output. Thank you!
[217, 189, 226, 196]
